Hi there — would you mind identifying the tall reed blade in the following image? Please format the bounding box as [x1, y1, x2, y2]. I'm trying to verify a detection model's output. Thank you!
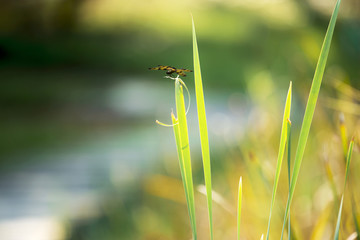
[192, 16, 213, 240]
[286, 120, 292, 240]
[173, 79, 197, 240]
[237, 177, 243, 240]
[281, 1, 341, 238]
[266, 82, 292, 240]
[334, 138, 354, 240]
[334, 196, 344, 240]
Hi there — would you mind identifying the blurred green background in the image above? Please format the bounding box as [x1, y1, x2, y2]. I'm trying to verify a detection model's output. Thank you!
[0, 0, 359, 239]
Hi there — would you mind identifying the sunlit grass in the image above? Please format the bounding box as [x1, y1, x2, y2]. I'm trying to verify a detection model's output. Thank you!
[266, 82, 292, 240]
[280, 0, 341, 238]
[171, 78, 197, 239]
[338, 114, 360, 238]
[286, 119, 292, 240]
[192, 17, 213, 240]
[334, 138, 354, 240]
[237, 177, 242, 240]
[156, 0, 352, 239]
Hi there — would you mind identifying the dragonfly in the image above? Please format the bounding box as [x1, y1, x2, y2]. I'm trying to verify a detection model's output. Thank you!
[149, 65, 192, 77]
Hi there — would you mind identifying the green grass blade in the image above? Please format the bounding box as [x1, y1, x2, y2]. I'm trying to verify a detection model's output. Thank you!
[266, 82, 292, 240]
[192, 17, 213, 240]
[237, 177, 243, 240]
[334, 196, 344, 240]
[174, 79, 197, 240]
[280, 1, 341, 238]
[334, 138, 354, 240]
[172, 113, 192, 217]
[286, 120, 292, 240]
[338, 114, 360, 237]
[280, 120, 294, 240]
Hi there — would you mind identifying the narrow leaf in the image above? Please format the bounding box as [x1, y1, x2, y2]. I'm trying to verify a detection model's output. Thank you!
[192, 16, 213, 240]
[334, 138, 354, 240]
[175, 79, 197, 240]
[334, 196, 344, 240]
[280, 120, 293, 240]
[172, 113, 191, 214]
[237, 177, 243, 240]
[281, 1, 341, 237]
[266, 82, 292, 240]
[287, 120, 292, 240]
[338, 114, 360, 237]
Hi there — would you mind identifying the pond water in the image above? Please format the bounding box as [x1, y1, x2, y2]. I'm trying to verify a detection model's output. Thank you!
[0, 78, 248, 240]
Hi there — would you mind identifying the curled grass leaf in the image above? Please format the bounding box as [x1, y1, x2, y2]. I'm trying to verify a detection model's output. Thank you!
[156, 77, 191, 127]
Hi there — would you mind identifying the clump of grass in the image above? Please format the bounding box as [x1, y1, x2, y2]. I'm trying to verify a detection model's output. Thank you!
[158, 17, 214, 240]
[280, 0, 342, 238]
[159, 0, 345, 238]
[162, 18, 215, 239]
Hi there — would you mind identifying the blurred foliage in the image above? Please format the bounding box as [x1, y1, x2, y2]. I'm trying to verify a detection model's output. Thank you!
[0, 0, 359, 86]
